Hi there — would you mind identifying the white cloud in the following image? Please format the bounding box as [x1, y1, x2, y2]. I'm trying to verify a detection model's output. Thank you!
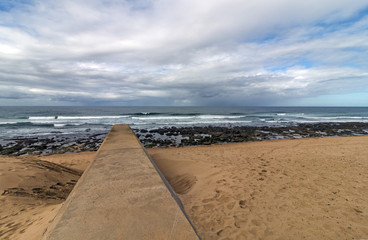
[1, 0, 368, 106]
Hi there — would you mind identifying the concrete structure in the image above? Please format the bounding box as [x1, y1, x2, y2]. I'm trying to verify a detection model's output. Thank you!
[43, 124, 199, 240]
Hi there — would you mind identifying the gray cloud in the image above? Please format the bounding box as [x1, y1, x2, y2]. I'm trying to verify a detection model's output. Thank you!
[1, 0, 368, 106]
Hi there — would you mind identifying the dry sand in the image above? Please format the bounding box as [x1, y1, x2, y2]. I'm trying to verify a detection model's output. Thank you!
[1, 136, 368, 240]
[147, 136, 368, 240]
[0, 152, 95, 240]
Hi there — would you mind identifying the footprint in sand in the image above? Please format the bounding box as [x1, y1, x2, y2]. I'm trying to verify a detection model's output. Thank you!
[248, 227, 259, 238]
[203, 203, 216, 211]
[243, 217, 267, 238]
[217, 195, 231, 203]
[216, 179, 227, 184]
[251, 219, 262, 226]
[234, 214, 249, 228]
[235, 232, 249, 240]
[227, 201, 236, 210]
[214, 189, 222, 198]
[239, 200, 247, 208]
[217, 226, 233, 237]
[190, 205, 200, 213]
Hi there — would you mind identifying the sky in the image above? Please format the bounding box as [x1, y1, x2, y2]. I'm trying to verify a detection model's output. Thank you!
[1, 0, 368, 106]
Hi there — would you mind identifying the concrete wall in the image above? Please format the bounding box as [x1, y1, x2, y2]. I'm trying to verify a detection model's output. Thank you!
[43, 124, 199, 240]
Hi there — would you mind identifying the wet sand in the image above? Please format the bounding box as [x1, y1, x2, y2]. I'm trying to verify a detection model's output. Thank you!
[148, 136, 368, 239]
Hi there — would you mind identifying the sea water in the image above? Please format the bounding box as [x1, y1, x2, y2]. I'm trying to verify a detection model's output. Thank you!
[1, 106, 368, 145]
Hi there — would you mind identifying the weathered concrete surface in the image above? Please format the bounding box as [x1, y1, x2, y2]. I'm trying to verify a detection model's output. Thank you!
[43, 124, 198, 240]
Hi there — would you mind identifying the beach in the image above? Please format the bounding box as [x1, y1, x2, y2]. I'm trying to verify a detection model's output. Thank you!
[148, 136, 368, 239]
[2, 0, 368, 237]
[0, 152, 95, 240]
[1, 135, 368, 239]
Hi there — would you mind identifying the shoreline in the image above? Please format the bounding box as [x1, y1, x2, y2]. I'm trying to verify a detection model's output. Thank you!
[1, 122, 368, 155]
[137, 122, 368, 147]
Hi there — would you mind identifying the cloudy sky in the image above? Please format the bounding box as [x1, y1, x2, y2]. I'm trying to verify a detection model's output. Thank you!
[1, 0, 368, 106]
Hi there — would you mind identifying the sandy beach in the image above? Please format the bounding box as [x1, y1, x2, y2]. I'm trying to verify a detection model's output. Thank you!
[2, 0, 368, 237]
[0, 152, 95, 240]
[148, 136, 368, 239]
[1, 136, 368, 239]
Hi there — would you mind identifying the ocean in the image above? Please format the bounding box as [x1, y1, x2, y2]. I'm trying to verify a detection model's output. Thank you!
[1, 106, 368, 145]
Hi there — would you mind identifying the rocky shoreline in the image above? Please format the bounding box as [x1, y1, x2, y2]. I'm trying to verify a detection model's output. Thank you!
[0, 133, 107, 156]
[1, 122, 368, 155]
[136, 122, 368, 147]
